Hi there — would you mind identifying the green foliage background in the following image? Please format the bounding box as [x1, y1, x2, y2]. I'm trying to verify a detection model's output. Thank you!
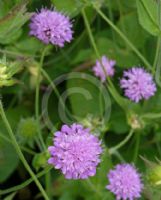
[0, 0, 161, 199]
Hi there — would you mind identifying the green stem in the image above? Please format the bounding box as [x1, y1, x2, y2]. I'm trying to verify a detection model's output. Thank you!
[82, 8, 128, 112]
[133, 133, 140, 163]
[153, 38, 161, 74]
[35, 47, 49, 151]
[153, 0, 161, 74]
[0, 132, 36, 155]
[112, 150, 125, 162]
[95, 7, 152, 71]
[107, 77, 128, 110]
[141, 112, 161, 119]
[81, 8, 100, 58]
[41, 68, 74, 122]
[45, 171, 51, 198]
[109, 129, 134, 154]
[0, 101, 49, 200]
[0, 167, 52, 195]
[41, 68, 61, 101]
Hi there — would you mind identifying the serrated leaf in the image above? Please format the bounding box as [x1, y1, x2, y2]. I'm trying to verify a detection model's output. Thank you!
[136, 0, 161, 36]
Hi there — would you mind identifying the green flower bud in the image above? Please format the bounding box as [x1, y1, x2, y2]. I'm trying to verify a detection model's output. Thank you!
[80, 114, 108, 136]
[148, 165, 161, 186]
[128, 113, 144, 130]
[28, 61, 43, 89]
[17, 118, 38, 142]
[32, 151, 50, 171]
[0, 56, 21, 87]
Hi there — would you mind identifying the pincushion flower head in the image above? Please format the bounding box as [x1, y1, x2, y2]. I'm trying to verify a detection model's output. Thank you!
[92, 55, 115, 82]
[29, 8, 73, 47]
[106, 164, 143, 200]
[48, 123, 102, 179]
[120, 67, 156, 102]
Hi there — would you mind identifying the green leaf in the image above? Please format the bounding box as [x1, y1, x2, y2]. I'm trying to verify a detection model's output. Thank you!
[89, 150, 114, 199]
[0, 2, 32, 44]
[96, 37, 140, 67]
[51, 0, 83, 17]
[105, 0, 136, 12]
[136, 0, 161, 36]
[116, 12, 149, 48]
[0, 139, 19, 182]
[110, 108, 129, 134]
[0, 106, 30, 182]
[66, 73, 111, 120]
[71, 49, 93, 64]
[13, 37, 44, 55]
[95, 150, 113, 188]
[59, 192, 75, 200]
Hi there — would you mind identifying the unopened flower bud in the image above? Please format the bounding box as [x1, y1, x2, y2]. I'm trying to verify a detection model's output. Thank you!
[148, 165, 161, 185]
[128, 114, 144, 130]
[17, 118, 38, 143]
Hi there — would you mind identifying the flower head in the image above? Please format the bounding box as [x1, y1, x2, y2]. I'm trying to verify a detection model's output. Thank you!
[120, 67, 156, 102]
[48, 123, 102, 179]
[106, 164, 143, 200]
[92, 55, 115, 82]
[29, 8, 73, 47]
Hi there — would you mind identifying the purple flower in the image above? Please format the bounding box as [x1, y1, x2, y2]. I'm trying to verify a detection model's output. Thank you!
[48, 123, 102, 179]
[106, 164, 143, 200]
[93, 55, 115, 82]
[120, 67, 156, 102]
[29, 8, 73, 47]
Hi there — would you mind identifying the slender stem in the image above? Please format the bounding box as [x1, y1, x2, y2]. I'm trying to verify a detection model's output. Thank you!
[153, 0, 161, 74]
[133, 133, 140, 163]
[41, 68, 75, 122]
[0, 101, 49, 200]
[41, 68, 61, 101]
[116, 0, 128, 50]
[0, 132, 36, 155]
[82, 8, 127, 112]
[153, 38, 161, 74]
[107, 77, 127, 110]
[109, 129, 134, 154]
[95, 7, 152, 71]
[112, 150, 125, 162]
[81, 9, 100, 58]
[45, 171, 51, 198]
[141, 112, 161, 119]
[99, 84, 104, 120]
[35, 47, 49, 151]
[0, 167, 52, 195]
